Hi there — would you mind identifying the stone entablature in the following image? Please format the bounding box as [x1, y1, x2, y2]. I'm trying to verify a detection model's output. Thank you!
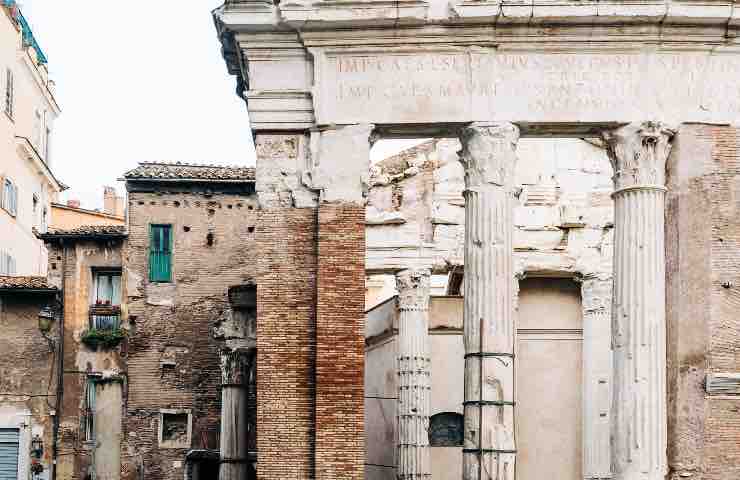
[215, 1, 740, 130]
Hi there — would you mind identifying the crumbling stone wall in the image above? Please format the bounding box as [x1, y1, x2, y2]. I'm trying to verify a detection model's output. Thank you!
[366, 137, 614, 292]
[122, 186, 257, 480]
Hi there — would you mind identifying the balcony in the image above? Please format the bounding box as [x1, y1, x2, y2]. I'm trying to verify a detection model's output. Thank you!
[89, 305, 121, 330]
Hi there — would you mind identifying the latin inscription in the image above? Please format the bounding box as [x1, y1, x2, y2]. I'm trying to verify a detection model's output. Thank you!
[315, 51, 740, 124]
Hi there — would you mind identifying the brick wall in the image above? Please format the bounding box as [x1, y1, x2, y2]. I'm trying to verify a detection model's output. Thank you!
[256, 206, 317, 479]
[315, 204, 366, 480]
[0, 293, 58, 478]
[123, 188, 257, 480]
[666, 125, 740, 480]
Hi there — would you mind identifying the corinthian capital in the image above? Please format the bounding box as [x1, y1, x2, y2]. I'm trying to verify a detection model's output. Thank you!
[602, 121, 676, 192]
[220, 348, 253, 385]
[395, 268, 431, 311]
[458, 122, 520, 191]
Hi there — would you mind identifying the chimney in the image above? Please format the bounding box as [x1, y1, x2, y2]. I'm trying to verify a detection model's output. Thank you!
[67, 199, 80, 209]
[103, 186, 125, 217]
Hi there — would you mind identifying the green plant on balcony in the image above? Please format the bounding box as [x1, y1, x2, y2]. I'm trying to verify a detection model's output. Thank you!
[81, 328, 126, 350]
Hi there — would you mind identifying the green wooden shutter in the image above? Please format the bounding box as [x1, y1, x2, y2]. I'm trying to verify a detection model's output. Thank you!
[149, 225, 172, 282]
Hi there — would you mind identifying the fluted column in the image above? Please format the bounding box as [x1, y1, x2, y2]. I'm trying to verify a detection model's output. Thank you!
[396, 268, 432, 480]
[220, 348, 254, 480]
[602, 122, 676, 480]
[459, 122, 519, 480]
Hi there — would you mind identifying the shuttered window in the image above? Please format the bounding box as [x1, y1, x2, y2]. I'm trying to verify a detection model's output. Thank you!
[0, 428, 19, 480]
[1, 179, 17, 217]
[0, 251, 15, 276]
[85, 379, 96, 441]
[4, 69, 13, 120]
[149, 224, 172, 282]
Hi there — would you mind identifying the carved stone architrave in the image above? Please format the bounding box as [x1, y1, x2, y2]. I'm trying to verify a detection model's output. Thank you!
[601, 121, 675, 480]
[459, 122, 519, 480]
[395, 268, 432, 480]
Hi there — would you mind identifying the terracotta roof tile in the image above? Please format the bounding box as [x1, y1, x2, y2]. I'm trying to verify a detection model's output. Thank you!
[0, 276, 56, 291]
[122, 162, 255, 182]
[39, 225, 127, 239]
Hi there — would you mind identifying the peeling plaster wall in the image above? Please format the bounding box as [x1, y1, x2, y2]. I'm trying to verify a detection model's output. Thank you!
[45, 239, 125, 480]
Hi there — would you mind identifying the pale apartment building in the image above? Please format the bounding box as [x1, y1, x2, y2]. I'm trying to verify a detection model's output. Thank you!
[0, 0, 63, 276]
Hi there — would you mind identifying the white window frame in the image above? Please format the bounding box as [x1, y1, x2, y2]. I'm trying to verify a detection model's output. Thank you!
[2, 178, 17, 217]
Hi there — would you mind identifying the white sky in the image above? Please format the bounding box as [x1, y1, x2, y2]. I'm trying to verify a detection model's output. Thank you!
[19, 1, 424, 209]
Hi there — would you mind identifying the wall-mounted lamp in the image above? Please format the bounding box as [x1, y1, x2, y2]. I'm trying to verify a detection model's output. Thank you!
[31, 434, 43, 458]
[37, 306, 55, 332]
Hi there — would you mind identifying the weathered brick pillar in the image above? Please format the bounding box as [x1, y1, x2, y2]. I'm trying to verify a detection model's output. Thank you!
[458, 122, 519, 480]
[310, 124, 373, 480]
[602, 122, 675, 480]
[395, 268, 432, 480]
[220, 348, 252, 480]
[254, 133, 318, 480]
[665, 125, 740, 480]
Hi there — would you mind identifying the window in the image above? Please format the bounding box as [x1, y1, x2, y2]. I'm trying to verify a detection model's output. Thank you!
[158, 409, 192, 448]
[149, 224, 172, 282]
[90, 270, 122, 330]
[1, 178, 17, 217]
[4, 68, 13, 119]
[32, 110, 42, 149]
[428, 412, 464, 447]
[84, 378, 96, 441]
[41, 206, 47, 232]
[0, 251, 16, 275]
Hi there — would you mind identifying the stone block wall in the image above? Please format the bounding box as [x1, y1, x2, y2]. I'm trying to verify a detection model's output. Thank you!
[666, 124, 740, 480]
[122, 188, 257, 480]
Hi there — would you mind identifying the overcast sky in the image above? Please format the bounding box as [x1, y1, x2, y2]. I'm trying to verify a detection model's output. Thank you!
[20, 1, 422, 209]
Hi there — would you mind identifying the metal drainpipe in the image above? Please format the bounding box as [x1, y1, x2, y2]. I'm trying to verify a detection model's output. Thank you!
[51, 241, 66, 480]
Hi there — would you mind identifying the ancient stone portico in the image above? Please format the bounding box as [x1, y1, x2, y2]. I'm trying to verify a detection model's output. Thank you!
[215, 2, 740, 480]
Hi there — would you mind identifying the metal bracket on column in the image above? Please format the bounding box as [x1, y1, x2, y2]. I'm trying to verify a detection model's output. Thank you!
[464, 352, 514, 366]
[463, 449, 518, 454]
[220, 457, 250, 464]
[464, 352, 515, 359]
[463, 400, 515, 407]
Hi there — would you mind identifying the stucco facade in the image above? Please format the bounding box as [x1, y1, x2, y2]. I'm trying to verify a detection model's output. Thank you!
[0, 2, 62, 277]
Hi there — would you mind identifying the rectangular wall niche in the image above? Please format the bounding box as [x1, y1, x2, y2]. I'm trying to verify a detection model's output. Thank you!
[158, 409, 192, 449]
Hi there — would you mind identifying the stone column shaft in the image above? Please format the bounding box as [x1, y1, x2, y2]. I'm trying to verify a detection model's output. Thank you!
[220, 348, 253, 480]
[396, 269, 432, 480]
[459, 123, 519, 480]
[603, 122, 675, 480]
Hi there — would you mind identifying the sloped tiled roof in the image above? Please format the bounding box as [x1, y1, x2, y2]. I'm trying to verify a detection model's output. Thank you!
[122, 162, 255, 182]
[0, 276, 56, 291]
[38, 225, 127, 240]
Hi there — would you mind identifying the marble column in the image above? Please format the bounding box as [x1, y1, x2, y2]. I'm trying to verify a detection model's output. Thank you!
[220, 347, 253, 480]
[602, 122, 676, 480]
[458, 122, 519, 480]
[396, 268, 432, 480]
